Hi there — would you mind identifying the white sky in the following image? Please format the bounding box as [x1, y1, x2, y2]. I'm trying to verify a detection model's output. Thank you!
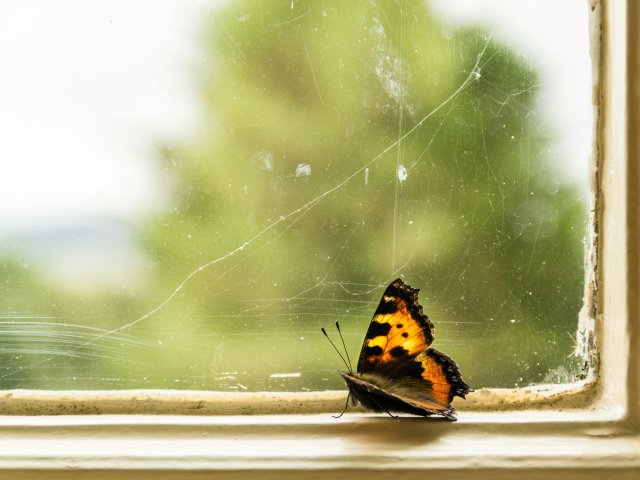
[0, 1, 204, 234]
[0, 1, 592, 236]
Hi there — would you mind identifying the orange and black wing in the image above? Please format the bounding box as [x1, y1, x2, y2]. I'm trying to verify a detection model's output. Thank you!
[357, 278, 434, 373]
[411, 348, 471, 405]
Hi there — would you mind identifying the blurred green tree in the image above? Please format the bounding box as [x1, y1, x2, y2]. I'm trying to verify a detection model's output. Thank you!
[139, 0, 586, 388]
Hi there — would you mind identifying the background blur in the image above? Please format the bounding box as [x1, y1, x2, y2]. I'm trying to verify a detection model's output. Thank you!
[0, 0, 592, 390]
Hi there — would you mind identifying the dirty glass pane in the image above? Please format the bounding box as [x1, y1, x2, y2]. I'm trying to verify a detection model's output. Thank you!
[0, 0, 592, 391]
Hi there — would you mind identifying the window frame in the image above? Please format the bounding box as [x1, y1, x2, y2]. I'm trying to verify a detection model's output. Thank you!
[0, 0, 638, 477]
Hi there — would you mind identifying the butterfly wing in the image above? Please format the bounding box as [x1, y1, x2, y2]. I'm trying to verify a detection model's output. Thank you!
[357, 278, 434, 373]
[416, 348, 471, 405]
[353, 278, 471, 417]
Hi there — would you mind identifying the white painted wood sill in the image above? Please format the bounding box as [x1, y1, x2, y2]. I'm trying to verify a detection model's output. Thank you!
[0, 408, 635, 478]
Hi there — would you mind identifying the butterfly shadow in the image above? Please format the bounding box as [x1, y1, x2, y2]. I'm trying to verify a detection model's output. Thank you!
[334, 414, 455, 447]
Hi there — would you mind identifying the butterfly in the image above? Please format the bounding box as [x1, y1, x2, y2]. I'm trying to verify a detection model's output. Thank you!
[322, 278, 472, 420]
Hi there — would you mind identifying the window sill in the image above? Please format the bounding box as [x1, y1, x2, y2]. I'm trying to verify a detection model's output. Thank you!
[0, 379, 595, 415]
[1, 383, 627, 478]
[0, 409, 637, 477]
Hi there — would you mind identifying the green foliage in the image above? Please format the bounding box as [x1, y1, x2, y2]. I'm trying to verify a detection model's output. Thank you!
[141, 0, 585, 388]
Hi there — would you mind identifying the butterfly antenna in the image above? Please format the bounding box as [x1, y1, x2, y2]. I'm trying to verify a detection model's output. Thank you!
[335, 321, 353, 374]
[321, 327, 351, 371]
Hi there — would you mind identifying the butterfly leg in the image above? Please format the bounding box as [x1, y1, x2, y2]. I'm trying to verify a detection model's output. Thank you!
[371, 398, 399, 419]
[333, 392, 351, 418]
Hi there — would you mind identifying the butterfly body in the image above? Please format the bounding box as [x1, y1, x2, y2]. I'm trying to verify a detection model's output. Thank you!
[329, 278, 471, 421]
[339, 370, 456, 420]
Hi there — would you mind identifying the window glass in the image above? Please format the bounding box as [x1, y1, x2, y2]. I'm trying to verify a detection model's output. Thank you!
[0, 0, 592, 391]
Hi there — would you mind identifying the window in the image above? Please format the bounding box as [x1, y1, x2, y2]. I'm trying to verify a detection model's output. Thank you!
[0, 0, 592, 395]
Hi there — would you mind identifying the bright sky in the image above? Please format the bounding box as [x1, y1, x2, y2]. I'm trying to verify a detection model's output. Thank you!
[0, 1, 204, 234]
[0, 1, 592, 236]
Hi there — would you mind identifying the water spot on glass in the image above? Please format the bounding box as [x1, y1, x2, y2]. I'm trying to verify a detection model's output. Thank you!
[397, 164, 408, 182]
[295, 163, 311, 177]
[370, 18, 409, 107]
